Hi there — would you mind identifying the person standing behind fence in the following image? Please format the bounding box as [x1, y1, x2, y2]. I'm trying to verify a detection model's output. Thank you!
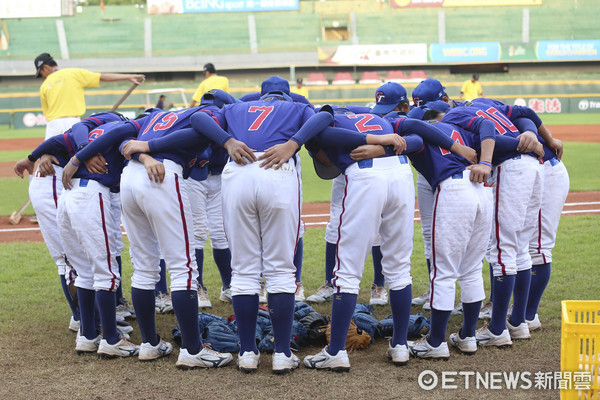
[189, 63, 229, 107]
[459, 73, 484, 102]
[291, 78, 309, 100]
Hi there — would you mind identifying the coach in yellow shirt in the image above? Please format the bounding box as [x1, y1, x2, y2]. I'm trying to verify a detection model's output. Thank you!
[35, 53, 145, 139]
[190, 63, 229, 107]
[459, 73, 484, 102]
[290, 78, 309, 100]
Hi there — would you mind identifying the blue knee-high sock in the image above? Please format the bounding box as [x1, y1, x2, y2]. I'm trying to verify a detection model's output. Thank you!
[268, 293, 295, 357]
[294, 238, 304, 282]
[171, 290, 200, 355]
[96, 290, 119, 345]
[115, 255, 124, 302]
[212, 248, 232, 289]
[77, 287, 97, 340]
[372, 246, 385, 287]
[328, 293, 358, 355]
[131, 287, 158, 346]
[232, 295, 259, 354]
[60, 275, 79, 321]
[195, 249, 205, 289]
[488, 275, 516, 335]
[526, 263, 551, 320]
[155, 259, 168, 295]
[428, 308, 451, 347]
[389, 285, 412, 347]
[489, 263, 494, 302]
[324, 242, 336, 285]
[509, 269, 531, 326]
[426, 259, 431, 280]
[460, 301, 482, 338]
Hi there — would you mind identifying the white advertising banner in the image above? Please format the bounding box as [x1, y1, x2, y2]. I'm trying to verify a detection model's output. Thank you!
[0, 0, 62, 18]
[327, 44, 428, 65]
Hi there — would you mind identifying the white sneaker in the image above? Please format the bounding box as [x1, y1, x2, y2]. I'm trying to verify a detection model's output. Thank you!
[526, 314, 542, 331]
[116, 299, 135, 319]
[422, 299, 431, 310]
[386, 342, 409, 366]
[295, 282, 306, 302]
[411, 289, 430, 306]
[507, 319, 531, 340]
[258, 283, 267, 303]
[139, 339, 173, 362]
[306, 283, 335, 303]
[155, 293, 173, 314]
[197, 287, 212, 308]
[408, 337, 450, 360]
[303, 347, 350, 372]
[176, 346, 233, 369]
[369, 284, 388, 306]
[272, 352, 300, 375]
[479, 301, 493, 319]
[237, 351, 260, 373]
[451, 303, 463, 316]
[475, 323, 513, 347]
[75, 332, 101, 355]
[219, 287, 232, 303]
[117, 320, 134, 335]
[449, 332, 477, 355]
[98, 337, 140, 358]
[69, 316, 80, 332]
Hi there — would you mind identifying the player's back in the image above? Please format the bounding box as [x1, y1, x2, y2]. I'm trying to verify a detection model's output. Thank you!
[443, 102, 520, 138]
[136, 107, 211, 140]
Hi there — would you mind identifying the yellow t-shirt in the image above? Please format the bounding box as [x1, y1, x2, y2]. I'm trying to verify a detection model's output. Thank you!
[40, 68, 101, 121]
[460, 80, 483, 101]
[290, 86, 309, 100]
[192, 75, 230, 102]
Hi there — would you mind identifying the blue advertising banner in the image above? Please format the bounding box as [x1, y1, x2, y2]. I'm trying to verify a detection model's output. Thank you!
[430, 42, 500, 63]
[536, 40, 600, 61]
[182, 0, 298, 13]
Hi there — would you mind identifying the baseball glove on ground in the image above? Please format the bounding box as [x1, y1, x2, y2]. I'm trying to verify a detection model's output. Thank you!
[326, 319, 371, 351]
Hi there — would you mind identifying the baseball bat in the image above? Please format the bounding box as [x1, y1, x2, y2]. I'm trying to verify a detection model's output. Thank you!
[9, 199, 31, 225]
[109, 82, 139, 113]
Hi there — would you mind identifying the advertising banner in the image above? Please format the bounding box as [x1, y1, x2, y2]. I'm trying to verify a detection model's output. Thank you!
[320, 44, 428, 65]
[391, 0, 541, 7]
[148, 0, 298, 14]
[0, 0, 62, 18]
[536, 40, 600, 61]
[430, 42, 500, 63]
[500, 42, 536, 61]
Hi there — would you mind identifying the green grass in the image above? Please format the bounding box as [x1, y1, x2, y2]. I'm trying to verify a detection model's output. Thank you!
[0, 125, 45, 140]
[541, 114, 600, 125]
[561, 142, 600, 192]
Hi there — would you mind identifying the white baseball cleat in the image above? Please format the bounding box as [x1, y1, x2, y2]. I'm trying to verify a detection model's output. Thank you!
[449, 332, 477, 355]
[219, 287, 232, 303]
[97, 337, 140, 358]
[422, 299, 431, 310]
[369, 284, 388, 306]
[237, 351, 260, 373]
[408, 337, 450, 360]
[306, 283, 335, 303]
[294, 282, 306, 302]
[155, 293, 173, 314]
[411, 289, 430, 306]
[75, 332, 101, 355]
[258, 283, 268, 303]
[475, 323, 513, 347]
[139, 338, 173, 362]
[526, 314, 542, 331]
[272, 352, 300, 375]
[69, 316, 80, 332]
[507, 319, 531, 340]
[117, 319, 134, 335]
[176, 346, 233, 369]
[303, 347, 350, 372]
[116, 299, 135, 319]
[197, 287, 212, 308]
[451, 303, 463, 316]
[386, 342, 410, 366]
[478, 301, 493, 319]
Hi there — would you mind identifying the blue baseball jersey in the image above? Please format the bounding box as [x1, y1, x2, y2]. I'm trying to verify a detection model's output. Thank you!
[214, 97, 315, 152]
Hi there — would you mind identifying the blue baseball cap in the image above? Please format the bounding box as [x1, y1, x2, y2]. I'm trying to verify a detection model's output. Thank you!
[261, 76, 290, 95]
[424, 100, 451, 112]
[200, 89, 238, 108]
[412, 78, 446, 106]
[371, 82, 408, 115]
[407, 106, 427, 120]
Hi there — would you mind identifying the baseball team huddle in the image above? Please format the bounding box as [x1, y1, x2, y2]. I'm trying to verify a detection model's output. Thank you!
[13, 54, 569, 374]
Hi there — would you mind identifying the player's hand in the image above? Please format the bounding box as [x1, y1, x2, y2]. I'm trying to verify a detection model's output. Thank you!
[517, 131, 540, 153]
[532, 141, 545, 161]
[62, 157, 80, 190]
[548, 137, 564, 160]
[121, 140, 150, 160]
[366, 134, 406, 154]
[350, 145, 386, 161]
[224, 138, 256, 165]
[258, 140, 299, 169]
[139, 154, 165, 183]
[38, 154, 59, 177]
[85, 154, 108, 174]
[130, 74, 145, 85]
[466, 163, 492, 183]
[14, 158, 35, 178]
[451, 143, 477, 164]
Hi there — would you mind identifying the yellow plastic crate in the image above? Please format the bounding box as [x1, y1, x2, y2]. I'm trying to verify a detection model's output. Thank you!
[561, 300, 600, 400]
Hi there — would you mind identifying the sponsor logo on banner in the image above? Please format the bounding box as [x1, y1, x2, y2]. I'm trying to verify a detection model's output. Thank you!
[148, 0, 298, 14]
[22, 113, 47, 128]
[430, 42, 500, 63]
[536, 40, 600, 60]
[325, 44, 428, 65]
[578, 99, 600, 111]
[515, 98, 562, 114]
[390, 0, 540, 7]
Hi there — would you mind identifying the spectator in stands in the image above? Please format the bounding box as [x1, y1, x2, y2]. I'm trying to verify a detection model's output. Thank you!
[459, 73, 485, 102]
[291, 77, 309, 99]
[155, 95, 173, 110]
[190, 63, 229, 107]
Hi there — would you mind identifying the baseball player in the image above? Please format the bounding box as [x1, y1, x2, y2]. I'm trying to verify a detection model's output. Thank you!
[302, 106, 418, 371]
[15, 113, 139, 357]
[63, 106, 250, 367]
